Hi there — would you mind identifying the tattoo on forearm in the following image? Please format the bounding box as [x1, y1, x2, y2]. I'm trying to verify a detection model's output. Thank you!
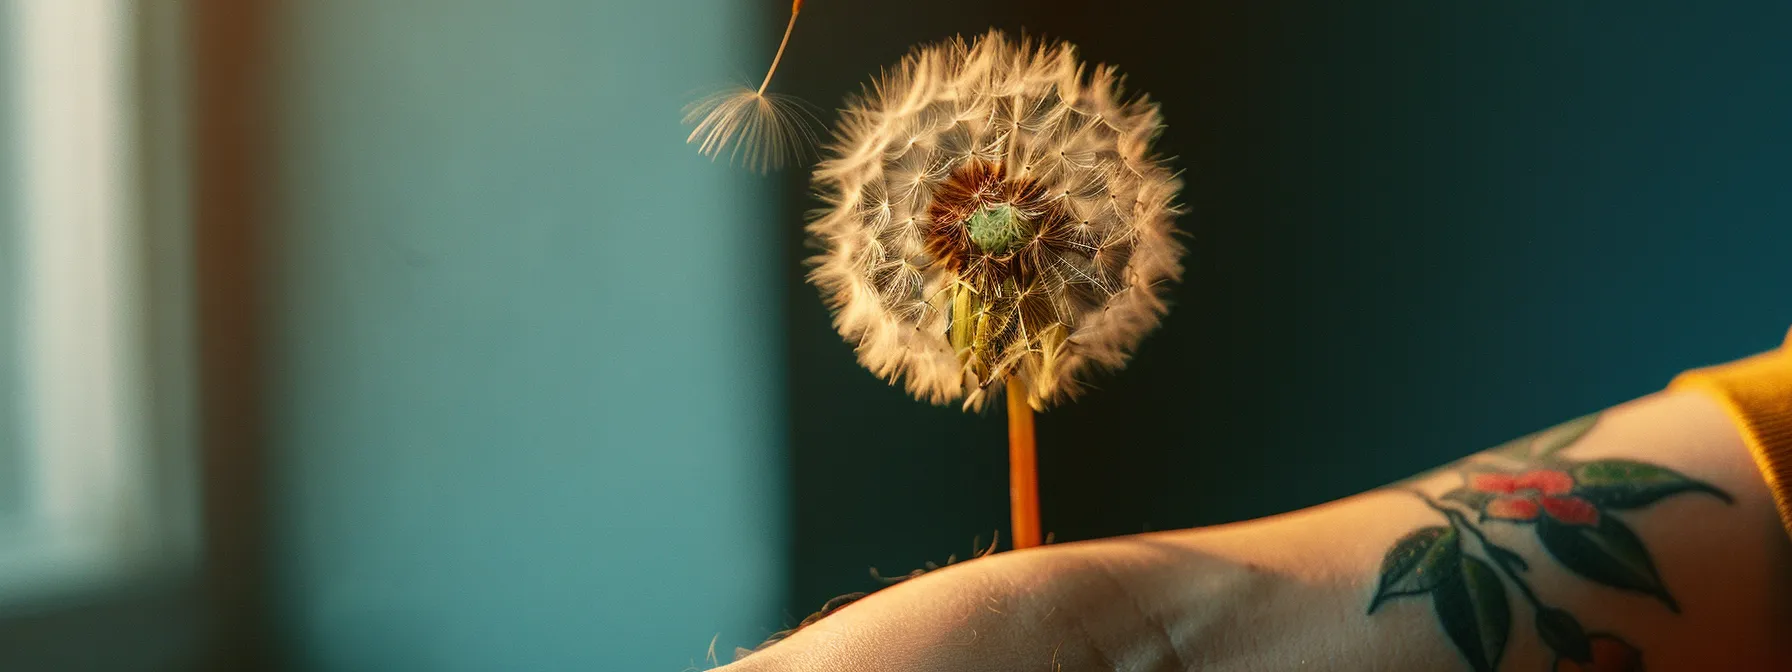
[1366, 414, 1733, 672]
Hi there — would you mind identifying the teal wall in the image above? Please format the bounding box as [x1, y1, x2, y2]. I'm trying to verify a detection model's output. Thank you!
[269, 1, 785, 669]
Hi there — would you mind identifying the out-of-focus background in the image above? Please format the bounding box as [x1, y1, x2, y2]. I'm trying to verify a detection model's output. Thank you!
[0, 0, 1788, 670]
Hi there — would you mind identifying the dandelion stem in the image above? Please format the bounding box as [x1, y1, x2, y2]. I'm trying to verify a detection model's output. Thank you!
[1006, 376, 1041, 550]
[756, 0, 803, 96]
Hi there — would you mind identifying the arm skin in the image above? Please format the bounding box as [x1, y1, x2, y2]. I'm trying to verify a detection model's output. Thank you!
[719, 390, 1792, 672]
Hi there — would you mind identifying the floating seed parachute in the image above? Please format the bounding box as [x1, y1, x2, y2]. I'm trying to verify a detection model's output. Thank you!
[682, 0, 818, 173]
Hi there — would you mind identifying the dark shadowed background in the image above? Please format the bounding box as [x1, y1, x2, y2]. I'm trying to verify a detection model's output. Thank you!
[767, 0, 1792, 621]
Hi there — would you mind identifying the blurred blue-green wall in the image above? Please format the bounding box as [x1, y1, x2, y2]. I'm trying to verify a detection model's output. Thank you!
[269, 1, 785, 669]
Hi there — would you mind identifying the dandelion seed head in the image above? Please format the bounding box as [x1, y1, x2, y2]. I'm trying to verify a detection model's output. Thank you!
[808, 30, 1184, 410]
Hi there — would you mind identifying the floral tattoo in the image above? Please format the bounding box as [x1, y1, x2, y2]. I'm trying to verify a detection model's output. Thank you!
[1367, 414, 1733, 672]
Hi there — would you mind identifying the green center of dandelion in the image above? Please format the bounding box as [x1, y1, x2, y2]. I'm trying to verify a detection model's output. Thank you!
[965, 203, 1029, 254]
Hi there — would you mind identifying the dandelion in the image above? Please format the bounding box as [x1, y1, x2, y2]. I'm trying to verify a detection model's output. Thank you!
[809, 30, 1184, 410]
[683, 0, 821, 172]
[807, 30, 1185, 548]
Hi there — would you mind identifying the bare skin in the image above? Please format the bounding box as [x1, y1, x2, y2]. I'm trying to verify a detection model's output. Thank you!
[721, 391, 1792, 671]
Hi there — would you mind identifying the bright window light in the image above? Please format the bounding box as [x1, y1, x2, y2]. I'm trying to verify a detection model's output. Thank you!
[0, 0, 195, 604]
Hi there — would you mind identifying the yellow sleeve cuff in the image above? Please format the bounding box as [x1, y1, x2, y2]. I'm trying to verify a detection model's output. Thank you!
[1669, 327, 1792, 542]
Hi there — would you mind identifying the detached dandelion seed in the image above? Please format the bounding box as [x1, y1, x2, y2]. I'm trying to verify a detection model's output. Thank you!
[683, 0, 821, 172]
[807, 31, 1185, 549]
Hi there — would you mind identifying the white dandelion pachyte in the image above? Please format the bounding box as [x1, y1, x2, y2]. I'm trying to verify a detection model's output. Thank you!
[808, 31, 1184, 411]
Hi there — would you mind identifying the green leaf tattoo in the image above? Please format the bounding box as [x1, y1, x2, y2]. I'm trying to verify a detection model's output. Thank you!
[1491, 413, 1599, 460]
[1372, 412, 1731, 671]
[1572, 459, 1734, 510]
[1482, 545, 1529, 574]
[1533, 607, 1592, 663]
[1369, 526, 1459, 613]
[1433, 555, 1510, 672]
[1535, 515, 1678, 612]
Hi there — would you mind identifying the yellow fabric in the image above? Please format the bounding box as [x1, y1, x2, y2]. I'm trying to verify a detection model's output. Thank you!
[1670, 327, 1792, 542]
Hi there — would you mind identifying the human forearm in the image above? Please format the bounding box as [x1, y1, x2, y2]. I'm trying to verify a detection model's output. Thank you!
[723, 381, 1792, 671]
[1131, 389, 1791, 670]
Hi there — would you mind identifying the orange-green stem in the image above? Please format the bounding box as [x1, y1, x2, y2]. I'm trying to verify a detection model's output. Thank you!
[1006, 377, 1041, 550]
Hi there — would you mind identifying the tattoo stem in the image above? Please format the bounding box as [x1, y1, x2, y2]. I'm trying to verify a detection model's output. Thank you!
[1406, 489, 1545, 610]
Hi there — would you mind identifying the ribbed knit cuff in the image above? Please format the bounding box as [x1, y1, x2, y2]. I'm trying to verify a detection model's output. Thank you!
[1670, 327, 1792, 542]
